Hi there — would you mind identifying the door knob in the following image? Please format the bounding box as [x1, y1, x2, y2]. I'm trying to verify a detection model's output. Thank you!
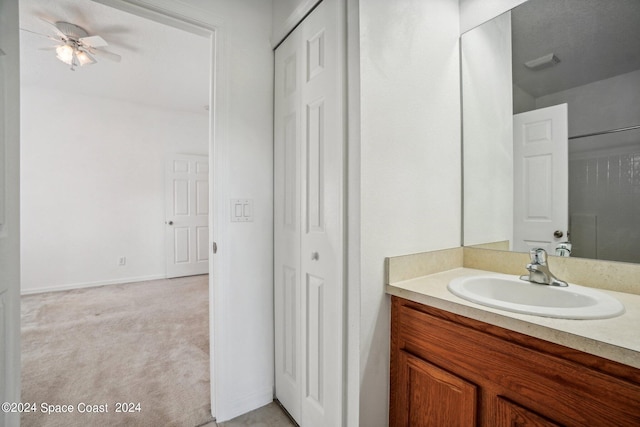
[311, 252, 319, 261]
[554, 230, 563, 238]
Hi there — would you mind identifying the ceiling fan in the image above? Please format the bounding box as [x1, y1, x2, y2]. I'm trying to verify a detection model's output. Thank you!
[22, 20, 122, 71]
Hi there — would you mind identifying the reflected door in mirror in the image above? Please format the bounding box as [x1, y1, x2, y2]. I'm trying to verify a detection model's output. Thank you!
[513, 104, 568, 253]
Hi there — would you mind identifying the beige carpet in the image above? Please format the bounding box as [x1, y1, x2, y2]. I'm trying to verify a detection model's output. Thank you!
[20, 275, 213, 427]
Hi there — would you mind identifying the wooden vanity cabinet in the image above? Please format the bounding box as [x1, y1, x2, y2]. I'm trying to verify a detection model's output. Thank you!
[389, 296, 640, 427]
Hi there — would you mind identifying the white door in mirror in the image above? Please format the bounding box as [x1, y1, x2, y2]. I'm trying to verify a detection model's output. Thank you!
[513, 104, 568, 253]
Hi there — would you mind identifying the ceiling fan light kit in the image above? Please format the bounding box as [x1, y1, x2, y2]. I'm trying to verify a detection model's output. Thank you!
[55, 42, 96, 68]
[22, 19, 121, 71]
[53, 22, 101, 70]
[76, 50, 96, 66]
[55, 44, 73, 64]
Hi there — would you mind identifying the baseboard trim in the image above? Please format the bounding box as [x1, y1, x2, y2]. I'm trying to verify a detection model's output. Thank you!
[21, 274, 167, 295]
[215, 387, 274, 423]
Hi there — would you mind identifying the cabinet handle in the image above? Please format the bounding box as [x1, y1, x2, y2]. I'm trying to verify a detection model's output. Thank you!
[311, 252, 319, 261]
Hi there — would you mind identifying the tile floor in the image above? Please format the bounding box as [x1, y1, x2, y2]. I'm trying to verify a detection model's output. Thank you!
[201, 402, 296, 427]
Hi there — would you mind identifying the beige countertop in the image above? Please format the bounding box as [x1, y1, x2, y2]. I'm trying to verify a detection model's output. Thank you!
[386, 267, 640, 369]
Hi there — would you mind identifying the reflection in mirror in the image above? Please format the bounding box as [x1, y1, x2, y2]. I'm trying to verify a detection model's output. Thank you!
[462, 0, 640, 264]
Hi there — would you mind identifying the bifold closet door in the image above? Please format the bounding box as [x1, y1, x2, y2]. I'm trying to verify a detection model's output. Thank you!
[274, 0, 345, 426]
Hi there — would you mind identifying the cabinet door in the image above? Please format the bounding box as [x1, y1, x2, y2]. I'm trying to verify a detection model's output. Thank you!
[394, 350, 477, 427]
[497, 397, 561, 427]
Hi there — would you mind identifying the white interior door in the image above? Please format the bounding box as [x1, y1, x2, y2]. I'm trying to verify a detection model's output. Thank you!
[274, 0, 345, 425]
[165, 154, 209, 278]
[513, 104, 568, 253]
[1, 0, 21, 425]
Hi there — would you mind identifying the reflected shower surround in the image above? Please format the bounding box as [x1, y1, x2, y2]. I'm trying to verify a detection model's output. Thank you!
[568, 127, 640, 263]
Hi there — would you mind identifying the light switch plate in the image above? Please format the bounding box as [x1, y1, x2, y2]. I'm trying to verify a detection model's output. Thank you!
[231, 199, 253, 222]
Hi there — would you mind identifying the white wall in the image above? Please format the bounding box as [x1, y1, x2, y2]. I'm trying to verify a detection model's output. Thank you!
[459, 0, 527, 34]
[536, 69, 640, 139]
[20, 86, 208, 293]
[513, 83, 535, 114]
[462, 12, 513, 247]
[358, 0, 461, 425]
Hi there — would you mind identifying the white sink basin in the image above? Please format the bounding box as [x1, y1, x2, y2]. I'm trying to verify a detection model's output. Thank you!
[447, 274, 625, 319]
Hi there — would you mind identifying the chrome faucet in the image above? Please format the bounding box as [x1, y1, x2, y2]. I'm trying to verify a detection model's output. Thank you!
[520, 248, 568, 287]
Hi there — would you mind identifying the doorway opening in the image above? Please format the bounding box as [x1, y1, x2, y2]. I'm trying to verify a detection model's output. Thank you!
[18, 0, 219, 419]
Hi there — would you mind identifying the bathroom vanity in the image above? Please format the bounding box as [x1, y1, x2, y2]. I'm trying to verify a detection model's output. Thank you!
[389, 0, 640, 424]
[386, 249, 640, 426]
[389, 296, 640, 426]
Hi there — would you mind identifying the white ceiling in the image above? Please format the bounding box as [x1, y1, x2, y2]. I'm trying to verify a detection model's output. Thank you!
[511, 0, 640, 98]
[19, 0, 211, 114]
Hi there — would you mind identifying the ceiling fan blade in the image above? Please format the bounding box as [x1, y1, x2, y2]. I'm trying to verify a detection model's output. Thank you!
[38, 46, 59, 51]
[91, 48, 121, 63]
[80, 35, 108, 48]
[20, 27, 64, 43]
[39, 18, 67, 38]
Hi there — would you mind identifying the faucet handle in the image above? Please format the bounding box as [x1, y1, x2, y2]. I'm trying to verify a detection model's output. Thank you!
[529, 248, 547, 265]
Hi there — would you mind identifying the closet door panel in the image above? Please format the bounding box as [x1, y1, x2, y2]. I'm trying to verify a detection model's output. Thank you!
[274, 26, 303, 423]
[275, 1, 345, 426]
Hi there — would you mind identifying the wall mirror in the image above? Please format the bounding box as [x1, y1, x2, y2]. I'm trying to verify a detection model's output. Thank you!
[462, 0, 640, 264]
